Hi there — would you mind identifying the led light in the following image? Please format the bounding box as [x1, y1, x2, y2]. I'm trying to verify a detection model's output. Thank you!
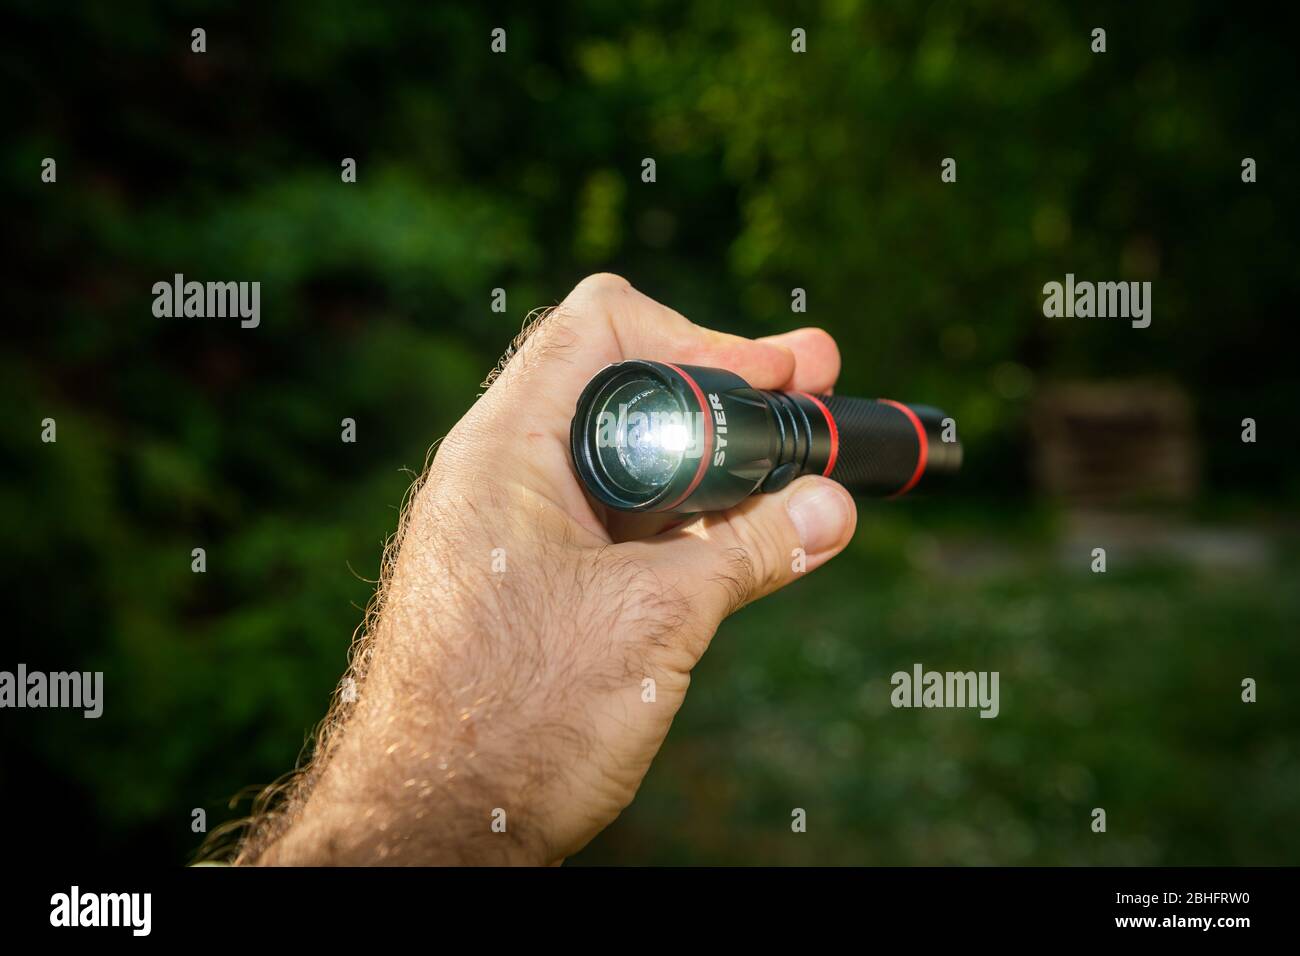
[658, 422, 690, 453]
[594, 377, 686, 492]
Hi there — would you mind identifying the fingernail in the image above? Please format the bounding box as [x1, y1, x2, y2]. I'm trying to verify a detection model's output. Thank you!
[786, 480, 851, 554]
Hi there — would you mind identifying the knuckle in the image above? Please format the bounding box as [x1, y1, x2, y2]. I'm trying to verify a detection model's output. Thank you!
[548, 273, 637, 347]
[573, 272, 632, 301]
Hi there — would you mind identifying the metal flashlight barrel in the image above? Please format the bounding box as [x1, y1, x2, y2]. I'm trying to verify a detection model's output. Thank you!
[570, 360, 961, 514]
[787, 393, 961, 498]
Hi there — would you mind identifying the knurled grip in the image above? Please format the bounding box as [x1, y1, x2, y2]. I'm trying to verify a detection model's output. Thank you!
[820, 395, 925, 496]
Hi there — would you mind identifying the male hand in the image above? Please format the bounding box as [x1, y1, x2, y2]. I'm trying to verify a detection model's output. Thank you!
[244, 274, 857, 865]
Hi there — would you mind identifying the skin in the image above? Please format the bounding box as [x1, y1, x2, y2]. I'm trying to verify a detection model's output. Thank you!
[241, 274, 857, 865]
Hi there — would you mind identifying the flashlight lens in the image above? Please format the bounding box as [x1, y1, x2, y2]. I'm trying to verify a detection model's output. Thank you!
[595, 377, 688, 493]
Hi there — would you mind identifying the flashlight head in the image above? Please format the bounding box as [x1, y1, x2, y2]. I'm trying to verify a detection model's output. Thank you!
[570, 360, 735, 512]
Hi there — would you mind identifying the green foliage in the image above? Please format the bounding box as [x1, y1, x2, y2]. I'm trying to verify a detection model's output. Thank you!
[1, 1, 1295, 863]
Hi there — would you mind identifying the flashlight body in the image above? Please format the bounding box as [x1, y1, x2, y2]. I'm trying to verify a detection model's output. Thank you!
[571, 360, 961, 513]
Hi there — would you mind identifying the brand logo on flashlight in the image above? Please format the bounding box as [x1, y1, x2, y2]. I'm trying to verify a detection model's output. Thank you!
[709, 393, 727, 466]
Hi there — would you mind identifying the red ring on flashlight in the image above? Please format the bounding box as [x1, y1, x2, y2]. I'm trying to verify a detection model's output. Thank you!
[879, 399, 928, 497]
[797, 392, 839, 477]
[661, 363, 713, 511]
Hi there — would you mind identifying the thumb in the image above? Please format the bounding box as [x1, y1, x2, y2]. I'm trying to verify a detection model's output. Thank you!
[639, 475, 857, 630]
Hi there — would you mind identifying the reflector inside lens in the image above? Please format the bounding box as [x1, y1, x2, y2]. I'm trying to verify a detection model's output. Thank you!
[594, 377, 688, 494]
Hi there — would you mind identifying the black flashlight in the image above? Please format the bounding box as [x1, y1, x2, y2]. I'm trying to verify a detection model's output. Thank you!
[570, 360, 961, 513]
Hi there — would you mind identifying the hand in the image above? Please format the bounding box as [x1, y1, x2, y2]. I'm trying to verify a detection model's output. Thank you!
[243, 274, 858, 865]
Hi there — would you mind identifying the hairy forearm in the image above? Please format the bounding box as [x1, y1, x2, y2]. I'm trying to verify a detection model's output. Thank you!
[239, 614, 556, 864]
[238, 488, 591, 866]
[247, 739, 548, 866]
[238, 637, 557, 866]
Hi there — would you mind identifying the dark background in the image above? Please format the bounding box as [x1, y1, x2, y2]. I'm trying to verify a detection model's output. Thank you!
[2, 0, 1297, 865]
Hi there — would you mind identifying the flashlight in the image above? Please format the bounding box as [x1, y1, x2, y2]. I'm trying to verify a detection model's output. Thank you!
[570, 360, 961, 513]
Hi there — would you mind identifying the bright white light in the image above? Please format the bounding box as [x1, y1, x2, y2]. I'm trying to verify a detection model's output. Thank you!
[658, 423, 690, 452]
